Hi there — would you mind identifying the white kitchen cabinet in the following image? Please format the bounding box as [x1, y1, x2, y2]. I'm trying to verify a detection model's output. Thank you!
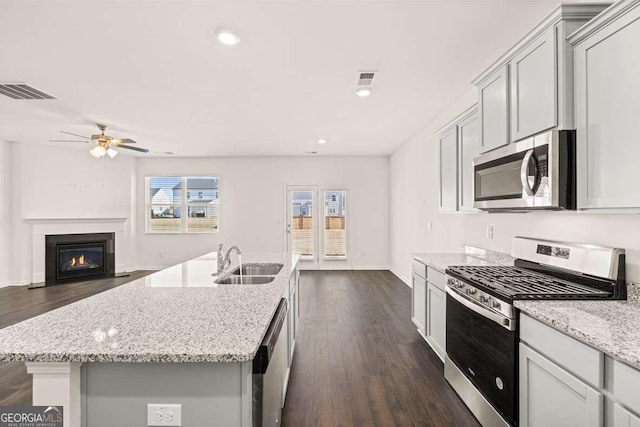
[519, 343, 604, 427]
[457, 109, 480, 211]
[614, 403, 640, 427]
[472, 4, 609, 151]
[411, 272, 427, 335]
[425, 281, 446, 361]
[509, 27, 556, 141]
[478, 65, 510, 153]
[570, 0, 640, 209]
[438, 126, 458, 212]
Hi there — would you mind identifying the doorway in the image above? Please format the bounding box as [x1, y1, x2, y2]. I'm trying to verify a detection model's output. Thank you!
[285, 186, 348, 270]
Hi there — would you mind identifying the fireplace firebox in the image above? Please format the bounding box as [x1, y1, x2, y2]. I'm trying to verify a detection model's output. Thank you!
[45, 233, 115, 285]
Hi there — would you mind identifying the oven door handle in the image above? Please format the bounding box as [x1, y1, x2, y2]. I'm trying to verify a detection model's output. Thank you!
[520, 149, 537, 197]
[446, 287, 516, 331]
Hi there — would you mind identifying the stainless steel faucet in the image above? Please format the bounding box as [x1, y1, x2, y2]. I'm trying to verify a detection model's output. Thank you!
[215, 244, 242, 276]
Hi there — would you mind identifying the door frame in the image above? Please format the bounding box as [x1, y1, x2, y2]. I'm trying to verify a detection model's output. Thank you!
[284, 185, 349, 270]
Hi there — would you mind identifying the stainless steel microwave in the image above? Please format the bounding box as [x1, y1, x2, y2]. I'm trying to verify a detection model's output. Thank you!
[473, 130, 576, 211]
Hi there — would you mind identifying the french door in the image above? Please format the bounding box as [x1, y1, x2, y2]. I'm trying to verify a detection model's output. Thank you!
[285, 186, 347, 270]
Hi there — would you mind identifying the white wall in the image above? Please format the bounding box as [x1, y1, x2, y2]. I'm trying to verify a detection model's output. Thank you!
[0, 140, 11, 286]
[8, 143, 137, 285]
[135, 156, 389, 269]
[389, 89, 640, 284]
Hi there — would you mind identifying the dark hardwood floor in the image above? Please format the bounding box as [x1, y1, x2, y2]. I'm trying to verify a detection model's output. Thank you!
[282, 270, 480, 427]
[0, 269, 479, 426]
[0, 271, 153, 406]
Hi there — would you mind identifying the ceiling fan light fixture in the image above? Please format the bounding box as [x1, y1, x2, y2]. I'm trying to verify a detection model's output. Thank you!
[107, 147, 119, 158]
[215, 27, 240, 46]
[90, 146, 106, 158]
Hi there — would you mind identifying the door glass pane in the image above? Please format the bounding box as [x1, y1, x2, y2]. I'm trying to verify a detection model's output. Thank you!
[324, 191, 346, 258]
[291, 191, 314, 258]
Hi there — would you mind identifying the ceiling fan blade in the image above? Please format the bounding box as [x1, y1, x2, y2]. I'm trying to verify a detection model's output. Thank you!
[60, 130, 91, 140]
[118, 144, 149, 153]
[112, 138, 137, 145]
[50, 139, 91, 143]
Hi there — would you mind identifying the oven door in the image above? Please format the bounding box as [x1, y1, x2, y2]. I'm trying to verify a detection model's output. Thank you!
[445, 288, 517, 425]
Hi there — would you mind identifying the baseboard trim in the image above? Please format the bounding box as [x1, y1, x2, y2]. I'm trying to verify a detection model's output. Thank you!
[351, 266, 390, 270]
[134, 266, 165, 271]
[390, 267, 411, 287]
[0, 279, 32, 288]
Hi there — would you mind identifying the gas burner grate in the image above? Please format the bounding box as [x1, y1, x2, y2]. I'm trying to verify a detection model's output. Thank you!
[446, 265, 610, 298]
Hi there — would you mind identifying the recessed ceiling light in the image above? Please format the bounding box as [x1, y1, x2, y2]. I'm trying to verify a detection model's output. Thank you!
[356, 87, 372, 97]
[317, 139, 327, 144]
[215, 27, 240, 46]
[306, 151, 318, 155]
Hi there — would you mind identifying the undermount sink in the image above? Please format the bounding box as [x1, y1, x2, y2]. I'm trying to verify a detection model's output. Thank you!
[214, 276, 275, 285]
[230, 263, 283, 276]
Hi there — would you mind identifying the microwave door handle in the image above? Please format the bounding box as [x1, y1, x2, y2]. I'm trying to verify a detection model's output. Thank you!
[520, 149, 536, 197]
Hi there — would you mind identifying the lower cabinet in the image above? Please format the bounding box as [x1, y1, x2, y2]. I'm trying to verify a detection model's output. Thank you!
[411, 273, 427, 334]
[283, 268, 299, 404]
[425, 282, 446, 361]
[519, 343, 603, 427]
[614, 403, 640, 427]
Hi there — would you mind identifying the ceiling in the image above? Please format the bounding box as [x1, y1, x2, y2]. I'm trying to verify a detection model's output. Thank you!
[0, 1, 567, 157]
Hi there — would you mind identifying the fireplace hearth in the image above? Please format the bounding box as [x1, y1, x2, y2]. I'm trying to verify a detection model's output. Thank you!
[45, 233, 115, 285]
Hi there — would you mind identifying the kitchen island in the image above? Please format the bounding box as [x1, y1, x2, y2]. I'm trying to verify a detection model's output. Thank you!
[0, 252, 300, 427]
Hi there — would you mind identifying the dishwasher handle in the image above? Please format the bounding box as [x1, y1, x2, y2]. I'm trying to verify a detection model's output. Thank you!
[253, 298, 288, 374]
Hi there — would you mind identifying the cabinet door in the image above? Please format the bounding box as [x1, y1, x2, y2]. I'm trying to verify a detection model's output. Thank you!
[519, 343, 604, 427]
[574, 7, 640, 209]
[439, 126, 458, 212]
[479, 65, 510, 153]
[614, 403, 640, 427]
[411, 274, 426, 334]
[425, 282, 446, 361]
[510, 26, 557, 141]
[457, 110, 480, 211]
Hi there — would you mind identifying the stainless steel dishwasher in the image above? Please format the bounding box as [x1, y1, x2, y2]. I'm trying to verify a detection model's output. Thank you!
[253, 298, 288, 427]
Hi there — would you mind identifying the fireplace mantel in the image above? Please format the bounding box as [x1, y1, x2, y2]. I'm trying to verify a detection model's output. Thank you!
[30, 218, 128, 284]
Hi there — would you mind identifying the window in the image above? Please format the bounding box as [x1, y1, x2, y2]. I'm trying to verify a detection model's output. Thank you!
[323, 191, 346, 258]
[146, 176, 219, 233]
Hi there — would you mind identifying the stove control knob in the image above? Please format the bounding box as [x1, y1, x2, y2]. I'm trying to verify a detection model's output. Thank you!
[492, 300, 502, 310]
[479, 295, 490, 304]
[466, 288, 477, 295]
[456, 282, 465, 289]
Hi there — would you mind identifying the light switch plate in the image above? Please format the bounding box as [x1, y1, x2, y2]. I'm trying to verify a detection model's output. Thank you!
[486, 225, 494, 240]
[147, 404, 181, 426]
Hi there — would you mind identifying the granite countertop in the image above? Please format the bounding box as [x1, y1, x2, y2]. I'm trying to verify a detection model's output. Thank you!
[516, 285, 640, 370]
[0, 252, 300, 363]
[411, 247, 515, 273]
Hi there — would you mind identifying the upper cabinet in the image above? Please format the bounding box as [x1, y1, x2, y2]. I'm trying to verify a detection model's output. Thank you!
[438, 126, 458, 212]
[458, 111, 480, 212]
[570, 0, 640, 209]
[509, 27, 556, 141]
[472, 4, 610, 152]
[478, 66, 510, 153]
[438, 105, 479, 213]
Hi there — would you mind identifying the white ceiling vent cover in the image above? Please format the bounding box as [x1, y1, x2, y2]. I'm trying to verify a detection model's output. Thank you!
[357, 71, 376, 86]
[0, 83, 56, 100]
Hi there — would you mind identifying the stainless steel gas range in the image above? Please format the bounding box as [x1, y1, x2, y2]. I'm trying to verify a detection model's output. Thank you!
[443, 237, 626, 427]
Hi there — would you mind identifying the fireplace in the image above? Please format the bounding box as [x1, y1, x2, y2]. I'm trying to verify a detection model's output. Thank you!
[45, 233, 115, 285]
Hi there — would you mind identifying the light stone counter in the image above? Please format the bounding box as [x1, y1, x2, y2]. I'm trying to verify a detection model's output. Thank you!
[411, 246, 515, 273]
[515, 282, 640, 370]
[0, 252, 300, 363]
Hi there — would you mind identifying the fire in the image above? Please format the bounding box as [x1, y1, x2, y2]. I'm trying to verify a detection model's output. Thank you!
[70, 254, 88, 268]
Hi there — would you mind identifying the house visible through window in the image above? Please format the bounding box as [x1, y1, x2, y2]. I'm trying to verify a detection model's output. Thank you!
[146, 176, 219, 233]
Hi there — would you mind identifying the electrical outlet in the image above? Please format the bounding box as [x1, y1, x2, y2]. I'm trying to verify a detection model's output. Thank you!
[427, 221, 433, 231]
[147, 404, 181, 426]
[486, 225, 494, 240]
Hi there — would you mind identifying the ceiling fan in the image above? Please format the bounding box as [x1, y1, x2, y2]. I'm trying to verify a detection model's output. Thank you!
[50, 124, 150, 158]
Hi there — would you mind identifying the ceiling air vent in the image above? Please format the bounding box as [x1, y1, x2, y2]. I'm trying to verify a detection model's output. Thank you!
[0, 83, 56, 100]
[357, 71, 376, 86]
